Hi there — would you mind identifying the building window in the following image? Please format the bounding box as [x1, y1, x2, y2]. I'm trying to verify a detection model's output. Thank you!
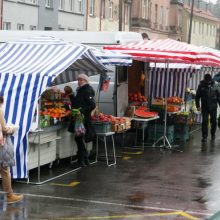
[193, 21, 196, 33]
[155, 4, 158, 23]
[101, 0, 105, 18]
[45, 0, 51, 7]
[30, 0, 37, 4]
[89, 0, 94, 15]
[160, 6, 164, 25]
[124, 4, 130, 25]
[45, 27, 52, 30]
[78, 0, 82, 13]
[142, 0, 148, 19]
[69, 0, 74, 12]
[207, 24, 209, 35]
[17, 24, 24, 30]
[3, 22, 11, 30]
[59, 0, 65, 10]
[30, 25, 36, 30]
[109, 1, 113, 19]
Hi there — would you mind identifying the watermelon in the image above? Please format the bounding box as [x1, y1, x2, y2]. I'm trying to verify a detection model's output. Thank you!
[134, 109, 158, 118]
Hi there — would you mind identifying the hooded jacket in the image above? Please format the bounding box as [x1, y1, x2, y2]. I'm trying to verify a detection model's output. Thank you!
[195, 79, 220, 111]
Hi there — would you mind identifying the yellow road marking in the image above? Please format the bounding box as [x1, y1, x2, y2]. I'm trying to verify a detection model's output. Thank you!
[122, 156, 131, 160]
[50, 181, 80, 187]
[50, 211, 200, 220]
[123, 151, 143, 155]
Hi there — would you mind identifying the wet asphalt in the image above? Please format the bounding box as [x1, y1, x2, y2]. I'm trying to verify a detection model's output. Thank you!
[0, 126, 220, 220]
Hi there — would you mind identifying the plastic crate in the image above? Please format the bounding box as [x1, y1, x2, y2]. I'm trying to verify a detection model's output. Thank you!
[92, 121, 112, 133]
[174, 124, 189, 133]
[174, 132, 189, 142]
[148, 124, 174, 135]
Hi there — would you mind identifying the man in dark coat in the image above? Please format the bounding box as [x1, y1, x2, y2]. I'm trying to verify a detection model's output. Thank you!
[71, 74, 96, 167]
[195, 73, 220, 142]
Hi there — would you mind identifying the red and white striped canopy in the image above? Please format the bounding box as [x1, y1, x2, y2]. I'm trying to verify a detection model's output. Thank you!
[103, 38, 220, 67]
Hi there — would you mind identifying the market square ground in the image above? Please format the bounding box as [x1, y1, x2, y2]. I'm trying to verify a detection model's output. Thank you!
[0, 126, 220, 220]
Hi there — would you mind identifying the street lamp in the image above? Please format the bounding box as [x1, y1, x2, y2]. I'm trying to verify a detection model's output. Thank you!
[188, 0, 195, 44]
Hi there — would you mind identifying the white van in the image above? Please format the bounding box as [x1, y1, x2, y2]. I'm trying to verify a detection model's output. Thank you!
[0, 31, 143, 116]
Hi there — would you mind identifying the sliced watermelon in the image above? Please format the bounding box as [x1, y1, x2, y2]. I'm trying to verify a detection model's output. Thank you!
[134, 109, 158, 118]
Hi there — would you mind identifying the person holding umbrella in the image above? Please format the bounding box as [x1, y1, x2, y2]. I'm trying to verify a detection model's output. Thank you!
[195, 73, 220, 142]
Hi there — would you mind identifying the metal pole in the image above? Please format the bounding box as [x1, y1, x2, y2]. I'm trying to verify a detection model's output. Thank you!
[0, 0, 3, 30]
[37, 100, 41, 183]
[188, 0, 194, 44]
[119, 0, 122, 31]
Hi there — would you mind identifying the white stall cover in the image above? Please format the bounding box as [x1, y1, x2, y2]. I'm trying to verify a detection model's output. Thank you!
[0, 36, 125, 178]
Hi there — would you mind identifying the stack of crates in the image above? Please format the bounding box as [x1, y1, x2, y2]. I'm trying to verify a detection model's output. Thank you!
[174, 124, 189, 142]
[147, 124, 174, 143]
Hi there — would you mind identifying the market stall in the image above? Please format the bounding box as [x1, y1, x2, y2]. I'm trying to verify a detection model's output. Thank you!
[0, 36, 133, 182]
[104, 38, 220, 148]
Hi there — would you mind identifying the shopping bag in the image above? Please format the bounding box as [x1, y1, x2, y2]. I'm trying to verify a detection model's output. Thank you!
[0, 136, 15, 167]
[74, 115, 86, 137]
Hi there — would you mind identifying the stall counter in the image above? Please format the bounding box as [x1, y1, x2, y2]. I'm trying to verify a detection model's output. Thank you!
[28, 124, 93, 170]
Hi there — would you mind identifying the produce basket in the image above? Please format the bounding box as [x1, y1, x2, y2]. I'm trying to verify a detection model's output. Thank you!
[92, 121, 112, 133]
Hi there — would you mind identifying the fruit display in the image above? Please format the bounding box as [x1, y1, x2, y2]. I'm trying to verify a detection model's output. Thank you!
[134, 106, 158, 118]
[128, 92, 147, 103]
[152, 97, 165, 105]
[174, 112, 193, 125]
[91, 113, 131, 132]
[167, 96, 184, 105]
[39, 88, 72, 127]
[167, 105, 180, 113]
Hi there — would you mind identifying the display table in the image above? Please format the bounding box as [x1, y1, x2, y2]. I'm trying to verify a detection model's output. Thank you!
[27, 124, 92, 184]
[95, 132, 116, 167]
[129, 116, 160, 151]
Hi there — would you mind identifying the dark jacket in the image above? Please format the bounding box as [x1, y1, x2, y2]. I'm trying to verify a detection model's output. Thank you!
[195, 79, 220, 111]
[71, 84, 96, 118]
[70, 84, 96, 142]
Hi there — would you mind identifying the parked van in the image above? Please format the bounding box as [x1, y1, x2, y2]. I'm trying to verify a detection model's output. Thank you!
[0, 31, 143, 116]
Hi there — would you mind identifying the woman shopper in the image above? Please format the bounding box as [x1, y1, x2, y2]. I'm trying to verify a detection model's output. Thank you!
[70, 74, 96, 167]
[0, 96, 23, 204]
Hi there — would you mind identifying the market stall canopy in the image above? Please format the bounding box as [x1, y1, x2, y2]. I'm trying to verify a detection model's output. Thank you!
[91, 48, 132, 66]
[103, 38, 220, 67]
[53, 46, 133, 84]
[0, 36, 131, 179]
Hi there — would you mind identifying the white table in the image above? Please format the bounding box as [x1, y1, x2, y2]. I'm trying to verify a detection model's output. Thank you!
[130, 116, 160, 151]
[95, 132, 116, 167]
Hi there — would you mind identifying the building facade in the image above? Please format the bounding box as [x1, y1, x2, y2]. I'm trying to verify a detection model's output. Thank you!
[1, 0, 131, 32]
[130, 0, 172, 40]
[182, 3, 219, 48]
[86, 0, 132, 32]
[2, 0, 86, 31]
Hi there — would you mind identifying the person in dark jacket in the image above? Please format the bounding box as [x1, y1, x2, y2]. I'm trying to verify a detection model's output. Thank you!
[195, 73, 220, 142]
[71, 74, 96, 167]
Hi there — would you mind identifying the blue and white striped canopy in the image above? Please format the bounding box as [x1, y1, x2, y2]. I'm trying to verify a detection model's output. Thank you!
[0, 36, 131, 179]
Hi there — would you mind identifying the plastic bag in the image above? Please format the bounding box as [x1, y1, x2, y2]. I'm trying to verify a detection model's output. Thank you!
[75, 115, 86, 136]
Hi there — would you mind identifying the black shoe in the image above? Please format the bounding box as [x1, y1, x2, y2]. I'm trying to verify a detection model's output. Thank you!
[202, 138, 207, 143]
[84, 158, 90, 166]
[211, 135, 216, 141]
